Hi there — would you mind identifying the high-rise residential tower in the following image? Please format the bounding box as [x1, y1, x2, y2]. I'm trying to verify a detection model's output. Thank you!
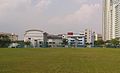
[103, 0, 120, 41]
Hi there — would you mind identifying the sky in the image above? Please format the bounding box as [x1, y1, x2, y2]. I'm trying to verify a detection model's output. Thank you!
[0, 0, 102, 39]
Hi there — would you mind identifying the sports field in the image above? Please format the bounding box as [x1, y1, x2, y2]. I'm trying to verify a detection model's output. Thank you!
[0, 48, 120, 73]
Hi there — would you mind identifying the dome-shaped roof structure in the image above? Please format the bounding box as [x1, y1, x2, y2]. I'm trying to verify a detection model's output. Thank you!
[24, 29, 44, 35]
[25, 29, 43, 33]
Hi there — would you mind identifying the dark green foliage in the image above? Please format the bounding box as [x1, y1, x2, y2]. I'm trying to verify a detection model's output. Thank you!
[16, 40, 25, 48]
[24, 41, 31, 48]
[62, 39, 68, 47]
[94, 40, 104, 47]
[0, 35, 11, 48]
[105, 38, 120, 48]
[110, 38, 119, 47]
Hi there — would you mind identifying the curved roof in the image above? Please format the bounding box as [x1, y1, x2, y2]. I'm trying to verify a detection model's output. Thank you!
[24, 29, 44, 35]
[25, 29, 44, 33]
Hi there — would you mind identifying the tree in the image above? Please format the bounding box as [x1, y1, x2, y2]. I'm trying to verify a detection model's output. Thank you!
[62, 39, 68, 47]
[24, 41, 31, 48]
[85, 42, 89, 47]
[94, 40, 104, 47]
[105, 40, 111, 43]
[110, 38, 120, 48]
[0, 34, 11, 48]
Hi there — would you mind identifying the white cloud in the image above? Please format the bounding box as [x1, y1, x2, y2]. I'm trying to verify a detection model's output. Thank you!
[0, 0, 52, 39]
[49, 4, 101, 25]
[0, 0, 51, 15]
[69, 0, 87, 4]
[0, 0, 102, 39]
[69, 0, 101, 4]
[33, 0, 51, 8]
[0, 0, 52, 23]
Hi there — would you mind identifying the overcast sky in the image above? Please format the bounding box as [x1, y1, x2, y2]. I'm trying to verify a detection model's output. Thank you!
[0, 0, 102, 39]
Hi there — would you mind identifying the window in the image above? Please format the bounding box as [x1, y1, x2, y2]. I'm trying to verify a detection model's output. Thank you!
[71, 40, 75, 42]
[39, 45, 42, 47]
[78, 42, 83, 45]
[78, 40, 82, 41]
[53, 42, 55, 44]
[78, 37, 83, 39]
[49, 42, 52, 44]
[28, 38, 31, 40]
[39, 42, 42, 44]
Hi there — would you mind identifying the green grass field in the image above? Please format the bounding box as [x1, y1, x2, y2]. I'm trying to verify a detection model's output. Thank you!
[0, 48, 120, 73]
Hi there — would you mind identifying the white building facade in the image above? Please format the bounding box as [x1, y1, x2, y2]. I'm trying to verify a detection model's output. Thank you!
[0, 32, 18, 41]
[24, 29, 95, 48]
[103, 0, 120, 41]
[47, 35, 62, 47]
[24, 30, 46, 48]
[67, 32, 85, 47]
[85, 29, 95, 47]
[24, 29, 62, 48]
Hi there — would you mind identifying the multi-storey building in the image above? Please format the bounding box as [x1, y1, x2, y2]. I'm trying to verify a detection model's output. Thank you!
[103, 0, 120, 41]
[67, 32, 85, 47]
[24, 29, 95, 48]
[85, 29, 95, 47]
[0, 32, 18, 41]
[24, 29, 48, 48]
[47, 34, 62, 47]
[24, 29, 62, 48]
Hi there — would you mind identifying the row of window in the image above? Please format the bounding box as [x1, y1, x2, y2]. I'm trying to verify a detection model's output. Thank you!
[69, 40, 83, 42]
[39, 42, 61, 44]
[69, 42, 84, 45]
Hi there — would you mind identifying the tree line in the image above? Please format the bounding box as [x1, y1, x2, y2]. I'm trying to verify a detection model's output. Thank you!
[0, 33, 120, 48]
[94, 38, 120, 48]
